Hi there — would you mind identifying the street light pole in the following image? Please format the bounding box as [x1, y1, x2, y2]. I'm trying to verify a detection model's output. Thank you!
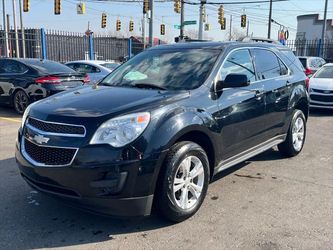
[19, 0, 26, 58]
[148, 0, 154, 47]
[2, 0, 9, 57]
[321, 0, 328, 58]
[180, 0, 184, 40]
[13, 0, 20, 58]
[267, 0, 272, 39]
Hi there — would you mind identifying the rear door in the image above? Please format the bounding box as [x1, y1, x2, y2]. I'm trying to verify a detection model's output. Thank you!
[216, 49, 267, 159]
[0, 60, 31, 104]
[251, 48, 291, 138]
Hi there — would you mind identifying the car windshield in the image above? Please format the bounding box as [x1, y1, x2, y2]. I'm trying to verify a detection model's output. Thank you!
[28, 60, 75, 74]
[101, 63, 120, 70]
[314, 66, 333, 79]
[100, 48, 221, 90]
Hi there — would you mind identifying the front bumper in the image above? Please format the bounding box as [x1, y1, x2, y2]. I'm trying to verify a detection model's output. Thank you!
[15, 139, 164, 217]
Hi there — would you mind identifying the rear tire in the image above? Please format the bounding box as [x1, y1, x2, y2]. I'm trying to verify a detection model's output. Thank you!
[278, 109, 306, 157]
[158, 141, 210, 222]
[13, 90, 30, 115]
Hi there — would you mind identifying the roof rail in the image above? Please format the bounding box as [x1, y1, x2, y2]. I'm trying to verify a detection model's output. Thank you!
[239, 36, 280, 44]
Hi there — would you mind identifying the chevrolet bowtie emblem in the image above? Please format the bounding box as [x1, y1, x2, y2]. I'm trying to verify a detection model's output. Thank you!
[33, 134, 50, 145]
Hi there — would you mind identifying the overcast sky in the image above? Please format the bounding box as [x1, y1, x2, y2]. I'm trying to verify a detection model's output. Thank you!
[2, 0, 332, 42]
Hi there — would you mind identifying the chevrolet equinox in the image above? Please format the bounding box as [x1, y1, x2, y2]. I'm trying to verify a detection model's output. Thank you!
[16, 42, 309, 222]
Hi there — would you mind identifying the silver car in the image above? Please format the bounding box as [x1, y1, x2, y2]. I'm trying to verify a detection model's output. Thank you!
[65, 60, 120, 83]
[309, 63, 333, 109]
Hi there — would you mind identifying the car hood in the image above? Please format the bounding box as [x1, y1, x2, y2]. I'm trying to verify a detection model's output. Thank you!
[29, 86, 189, 120]
[309, 78, 333, 90]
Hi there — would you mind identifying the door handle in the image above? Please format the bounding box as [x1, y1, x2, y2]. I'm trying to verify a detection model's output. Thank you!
[255, 89, 264, 98]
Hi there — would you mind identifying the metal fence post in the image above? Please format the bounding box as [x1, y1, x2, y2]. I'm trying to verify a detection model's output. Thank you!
[317, 39, 322, 57]
[88, 35, 94, 60]
[40, 28, 47, 59]
[128, 38, 132, 59]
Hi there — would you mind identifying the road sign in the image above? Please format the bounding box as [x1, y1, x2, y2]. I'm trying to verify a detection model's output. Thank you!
[183, 20, 197, 25]
[174, 25, 181, 29]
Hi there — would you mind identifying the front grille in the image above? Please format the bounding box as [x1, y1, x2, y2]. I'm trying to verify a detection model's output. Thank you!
[23, 138, 77, 166]
[310, 94, 333, 103]
[28, 117, 85, 136]
[312, 89, 333, 94]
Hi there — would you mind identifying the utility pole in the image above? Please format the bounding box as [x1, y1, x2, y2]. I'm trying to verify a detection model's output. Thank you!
[229, 15, 232, 41]
[246, 19, 250, 37]
[6, 14, 10, 57]
[267, 0, 272, 39]
[142, 14, 146, 49]
[321, 0, 328, 58]
[148, 0, 153, 47]
[12, 0, 20, 58]
[2, 0, 9, 57]
[198, 0, 206, 40]
[180, 0, 184, 40]
[19, 0, 26, 58]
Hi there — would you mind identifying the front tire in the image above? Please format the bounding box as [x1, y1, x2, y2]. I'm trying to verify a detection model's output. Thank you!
[158, 141, 210, 222]
[13, 90, 30, 114]
[278, 109, 306, 157]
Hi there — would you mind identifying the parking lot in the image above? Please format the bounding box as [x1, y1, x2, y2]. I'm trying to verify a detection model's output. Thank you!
[0, 106, 332, 250]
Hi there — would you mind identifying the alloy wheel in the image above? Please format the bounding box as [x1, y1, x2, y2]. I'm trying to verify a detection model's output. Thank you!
[172, 155, 205, 210]
[292, 117, 305, 151]
[14, 91, 29, 114]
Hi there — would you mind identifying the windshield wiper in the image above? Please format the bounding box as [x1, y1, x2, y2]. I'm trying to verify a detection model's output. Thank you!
[133, 83, 167, 90]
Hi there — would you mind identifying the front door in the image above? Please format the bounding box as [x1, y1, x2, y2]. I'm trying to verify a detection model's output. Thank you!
[215, 49, 267, 160]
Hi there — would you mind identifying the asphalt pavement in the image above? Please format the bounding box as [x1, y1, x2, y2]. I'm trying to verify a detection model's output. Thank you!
[0, 106, 332, 250]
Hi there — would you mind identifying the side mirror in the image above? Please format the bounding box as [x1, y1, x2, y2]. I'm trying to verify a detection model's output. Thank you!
[215, 73, 249, 92]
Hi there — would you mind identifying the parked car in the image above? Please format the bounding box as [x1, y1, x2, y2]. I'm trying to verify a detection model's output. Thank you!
[16, 42, 309, 222]
[0, 58, 89, 114]
[298, 56, 326, 76]
[309, 63, 333, 109]
[66, 60, 120, 83]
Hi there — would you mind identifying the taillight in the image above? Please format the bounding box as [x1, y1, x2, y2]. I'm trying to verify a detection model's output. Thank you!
[305, 68, 312, 76]
[83, 75, 90, 84]
[305, 77, 310, 91]
[35, 76, 61, 84]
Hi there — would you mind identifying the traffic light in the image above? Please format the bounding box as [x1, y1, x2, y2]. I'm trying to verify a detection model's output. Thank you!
[143, 0, 149, 14]
[160, 24, 165, 35]
[101, 13, 107, 28]
[218, 5, 224, 25]
[77, 3, 86, 14]
[174, 0, 181, 14]
[129, 21, 134, 32]
[204, 23, 210, 31]
[241, 14, 247, 28]
[221, 17, 226, 30]
[116, 19, 121, 31]
[23, 0, 30, 12]
[54, 0, 61, 15]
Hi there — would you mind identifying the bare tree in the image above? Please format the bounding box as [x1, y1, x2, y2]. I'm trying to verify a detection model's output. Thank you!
[226, 27, 247, 41]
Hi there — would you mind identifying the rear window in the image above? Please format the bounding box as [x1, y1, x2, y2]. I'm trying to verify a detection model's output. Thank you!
[299, 58, 307, 68]
[27, 60, 75, 74]
[314, 66, 333, 79]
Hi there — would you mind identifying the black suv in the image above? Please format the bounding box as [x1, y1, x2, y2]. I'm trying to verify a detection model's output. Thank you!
[16, 42, 309, 222]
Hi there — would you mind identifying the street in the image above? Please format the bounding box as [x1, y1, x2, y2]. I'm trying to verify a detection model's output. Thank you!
[0, 106, 332, 250]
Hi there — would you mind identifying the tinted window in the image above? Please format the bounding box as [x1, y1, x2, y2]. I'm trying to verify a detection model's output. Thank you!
[0, 60, 28, 74]
[101, 49, 220, 90]
[279, 58, 288, 75]
[314, 66, 333, 79]
[219, 49, 256, 83]
[67, 63, 100, 73]
[27, 60, 75, 74]
[299, 58, 307, 68]
[253, 49, 281, 80]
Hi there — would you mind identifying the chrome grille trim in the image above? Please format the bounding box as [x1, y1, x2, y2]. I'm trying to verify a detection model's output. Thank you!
[27, 117, 86, 137]
[21, 137, 79, 167]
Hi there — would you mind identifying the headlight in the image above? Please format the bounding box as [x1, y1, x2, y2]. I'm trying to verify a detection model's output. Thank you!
[90, 112, 150, 147]
[21, 104, 32, 128]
